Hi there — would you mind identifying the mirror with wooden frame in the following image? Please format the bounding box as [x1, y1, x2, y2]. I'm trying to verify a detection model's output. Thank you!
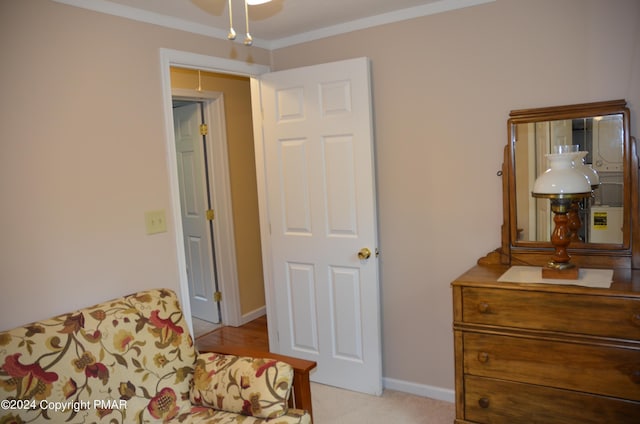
[481, 99, 639, 269]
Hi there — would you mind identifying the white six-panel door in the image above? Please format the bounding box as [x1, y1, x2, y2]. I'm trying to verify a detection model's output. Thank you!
[174, 102, 220, 324]
[253, 58, 382, 394]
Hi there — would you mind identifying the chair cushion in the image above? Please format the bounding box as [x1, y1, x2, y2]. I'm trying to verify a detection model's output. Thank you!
[190, 353, 293, 419]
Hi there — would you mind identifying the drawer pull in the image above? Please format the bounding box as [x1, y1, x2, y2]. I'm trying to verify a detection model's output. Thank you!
[632, 312, 640, 327]
[477, 352, 489, 363]
[478, 397, 490, 409]
[478, 302, 490, 313]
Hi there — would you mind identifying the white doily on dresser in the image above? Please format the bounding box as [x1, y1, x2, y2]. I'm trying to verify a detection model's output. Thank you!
[498, 266, 613, 288]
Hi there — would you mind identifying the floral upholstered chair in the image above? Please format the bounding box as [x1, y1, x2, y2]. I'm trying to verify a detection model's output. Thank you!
[0, 289, 315, 424]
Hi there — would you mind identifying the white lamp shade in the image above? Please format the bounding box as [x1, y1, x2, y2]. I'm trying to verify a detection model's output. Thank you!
[246, 0, 271, 4]
[532, 153, 591, 195]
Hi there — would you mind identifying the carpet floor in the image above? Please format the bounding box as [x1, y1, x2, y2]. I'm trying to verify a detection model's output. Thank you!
[311, 383, 455, 423]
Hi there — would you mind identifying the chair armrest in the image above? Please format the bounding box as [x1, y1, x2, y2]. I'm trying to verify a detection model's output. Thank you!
[197, 344, 317, 420]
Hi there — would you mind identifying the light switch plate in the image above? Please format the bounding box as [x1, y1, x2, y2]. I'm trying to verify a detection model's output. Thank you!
[145, 210, 167, 235]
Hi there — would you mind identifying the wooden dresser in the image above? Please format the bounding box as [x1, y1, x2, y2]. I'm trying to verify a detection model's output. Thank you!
[452, 264, 640, 423]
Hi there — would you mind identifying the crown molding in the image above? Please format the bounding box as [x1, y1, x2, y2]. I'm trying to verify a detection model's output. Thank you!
[52, 0, 495, 50]
[269, 0, 495, 49]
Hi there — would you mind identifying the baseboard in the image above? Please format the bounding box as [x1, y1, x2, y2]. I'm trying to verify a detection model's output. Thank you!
[240, 306, 266, 325]
[383, 377, 455, 403]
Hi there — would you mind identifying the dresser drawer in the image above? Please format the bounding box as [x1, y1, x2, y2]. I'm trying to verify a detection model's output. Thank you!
[464, 375, 640, 424]
[464, 332, 640, 401]
[462, 287, 640, 339]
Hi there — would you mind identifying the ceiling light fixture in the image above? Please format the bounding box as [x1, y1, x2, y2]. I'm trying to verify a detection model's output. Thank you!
[227, 0, 272, 46]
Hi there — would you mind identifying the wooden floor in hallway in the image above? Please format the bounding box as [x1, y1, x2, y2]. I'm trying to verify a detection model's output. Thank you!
[195, 315, 269, 352]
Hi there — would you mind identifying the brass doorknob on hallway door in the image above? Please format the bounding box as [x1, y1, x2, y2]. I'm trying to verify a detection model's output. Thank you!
[358, 248, 372, 260]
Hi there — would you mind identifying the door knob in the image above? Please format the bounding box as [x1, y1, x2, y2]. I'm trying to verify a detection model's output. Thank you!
[358, 247, 372, 260]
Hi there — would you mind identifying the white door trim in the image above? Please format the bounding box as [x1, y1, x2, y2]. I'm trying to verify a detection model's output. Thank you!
[159, 49, 271, 333]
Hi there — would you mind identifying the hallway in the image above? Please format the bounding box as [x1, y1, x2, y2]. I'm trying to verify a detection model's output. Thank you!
[195, 315, 269, 351]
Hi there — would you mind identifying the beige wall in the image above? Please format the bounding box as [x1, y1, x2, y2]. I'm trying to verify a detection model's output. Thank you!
[0, 0, 270, 330]
[1, 0, 639, 396]
[271, 0, 640, 390]
[170, 68, 265, 316]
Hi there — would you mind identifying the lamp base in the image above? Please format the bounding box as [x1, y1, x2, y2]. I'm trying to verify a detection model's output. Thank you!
[542, 262, 579, 280]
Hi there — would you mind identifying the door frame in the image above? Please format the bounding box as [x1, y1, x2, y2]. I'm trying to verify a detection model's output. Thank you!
[159, 48, 271, 332]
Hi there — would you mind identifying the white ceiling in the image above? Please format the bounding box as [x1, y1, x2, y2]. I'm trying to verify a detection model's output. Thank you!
[53, 0, 493, 49]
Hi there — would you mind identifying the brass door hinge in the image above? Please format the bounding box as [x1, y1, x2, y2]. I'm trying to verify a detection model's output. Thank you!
[213, 291, 222, 302]
[206, 209, 214, 221]
[200, 124, 208, 136]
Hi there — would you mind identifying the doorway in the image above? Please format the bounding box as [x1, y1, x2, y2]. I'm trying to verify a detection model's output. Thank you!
[161, 51, 383, 394]
[164, 58, 269, 333]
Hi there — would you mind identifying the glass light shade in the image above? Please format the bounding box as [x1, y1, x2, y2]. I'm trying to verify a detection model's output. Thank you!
[574, 151, 600, 187]
[246, 0, 271, 4]
[532, 153, 591, 195]
[553, 144, 579, 154]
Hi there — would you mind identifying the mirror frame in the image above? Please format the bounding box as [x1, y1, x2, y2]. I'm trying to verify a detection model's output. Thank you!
[492, 99, 640, 269]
